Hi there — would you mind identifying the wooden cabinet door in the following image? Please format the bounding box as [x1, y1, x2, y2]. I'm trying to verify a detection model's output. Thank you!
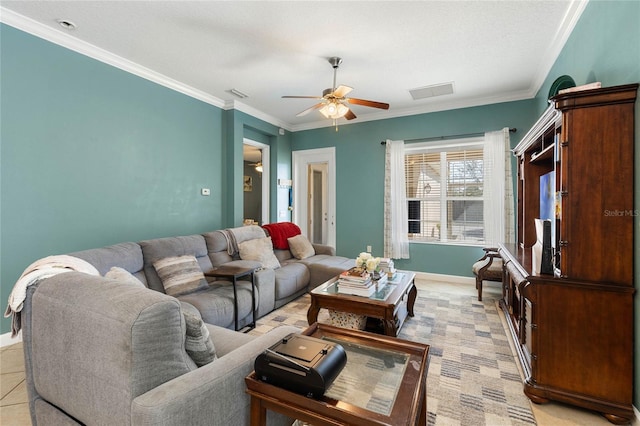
[556, 86, 636, 286]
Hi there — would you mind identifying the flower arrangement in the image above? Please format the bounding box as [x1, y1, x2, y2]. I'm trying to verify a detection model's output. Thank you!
[356, 252, 381, 272]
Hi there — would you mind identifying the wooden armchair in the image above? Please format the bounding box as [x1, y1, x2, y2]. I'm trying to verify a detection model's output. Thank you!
[472, 247, 503, 301]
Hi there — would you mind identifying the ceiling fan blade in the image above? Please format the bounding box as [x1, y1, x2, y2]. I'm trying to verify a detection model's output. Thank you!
[296, 103, 324, 117]
[282, 95, 323, 99]
[347, 98, 390, 110]
[344, 109, 357, 120]
[332, 85, 353, 98]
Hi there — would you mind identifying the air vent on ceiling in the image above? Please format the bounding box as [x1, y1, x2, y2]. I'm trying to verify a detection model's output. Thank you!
[227, 88, 249, 99]
[409, 82, 454, 100]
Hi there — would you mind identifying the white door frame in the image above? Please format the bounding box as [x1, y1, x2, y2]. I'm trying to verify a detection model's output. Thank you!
[292, 147, 336, 248]
[243, 139, 269, 225]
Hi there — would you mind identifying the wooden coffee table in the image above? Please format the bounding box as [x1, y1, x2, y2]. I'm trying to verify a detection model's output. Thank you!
[245, 323, 429, 426]
[307, 271, 417, 336]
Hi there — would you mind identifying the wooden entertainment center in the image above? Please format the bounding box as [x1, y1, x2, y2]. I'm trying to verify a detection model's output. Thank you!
[498, 83, 637, 424]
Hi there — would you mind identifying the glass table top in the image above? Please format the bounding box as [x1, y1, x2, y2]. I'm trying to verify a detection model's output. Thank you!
[322, 336, 409, 416]
[313, 272, 408, 301]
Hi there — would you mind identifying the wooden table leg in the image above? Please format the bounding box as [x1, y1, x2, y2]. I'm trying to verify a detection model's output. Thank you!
[250, 397, 267, 426]
[382, 319, 397, 336]
[418, 387, 427, 426]
[307, 298, 320, 325]
[407, 282, 417, 317]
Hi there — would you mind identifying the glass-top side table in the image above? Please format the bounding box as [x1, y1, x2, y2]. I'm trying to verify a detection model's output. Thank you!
[245, 323, 429, 426]
[321, 336, 409, 415]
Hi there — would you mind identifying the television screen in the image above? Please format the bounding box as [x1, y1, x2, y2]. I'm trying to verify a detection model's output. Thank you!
[539, 171, 556, 252]
[539, 171, 555, 221]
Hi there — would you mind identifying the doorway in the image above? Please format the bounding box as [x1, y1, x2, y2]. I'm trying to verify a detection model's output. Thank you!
[292, 148, 336, 247]
[243, 140, 269, 225]
[309, 163, 328, 244]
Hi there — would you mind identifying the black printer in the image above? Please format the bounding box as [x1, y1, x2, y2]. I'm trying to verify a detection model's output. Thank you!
[254, 333, 347, 398]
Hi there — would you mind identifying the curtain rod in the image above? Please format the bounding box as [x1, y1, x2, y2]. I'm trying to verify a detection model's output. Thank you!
[380, 127, 517, 145]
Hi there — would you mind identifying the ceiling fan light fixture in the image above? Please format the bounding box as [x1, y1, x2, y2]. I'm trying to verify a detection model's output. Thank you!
[319, 101, 348, 119]
[255, 162, 263, 172]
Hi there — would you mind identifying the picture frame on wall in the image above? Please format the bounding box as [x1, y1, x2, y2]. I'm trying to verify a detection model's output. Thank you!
[244, 176, 252, 192]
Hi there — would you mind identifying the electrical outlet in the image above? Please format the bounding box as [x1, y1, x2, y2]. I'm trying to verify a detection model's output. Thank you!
[366, 245, 372, 253]
[201, 188, 210, 196]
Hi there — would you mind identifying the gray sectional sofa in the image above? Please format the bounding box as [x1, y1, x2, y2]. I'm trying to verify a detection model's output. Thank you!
[19, 224, 354, 425]
[68, 225, 353, 330]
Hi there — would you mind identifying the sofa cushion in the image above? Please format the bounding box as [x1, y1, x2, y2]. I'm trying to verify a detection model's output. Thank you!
[178, 282, 257, 329]
[238, 237, 280, 269]
[205, 323, 255, 357]
[70, 242, 147, 285]
[300, 255, 355, 288]
[287, 235, 315, 260]
[153, 255, 209, 297]
[105, 267, 145, 288]
[202, 231, 236, 266]
[140, 235, 213, 293]
[183, 310, 217, 366]
[273, 263, 309, 300]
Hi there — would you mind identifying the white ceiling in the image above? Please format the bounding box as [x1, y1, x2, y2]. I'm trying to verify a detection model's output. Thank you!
[1, 1, 587, 132]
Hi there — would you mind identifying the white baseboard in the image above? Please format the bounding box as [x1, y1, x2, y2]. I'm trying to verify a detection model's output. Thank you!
[1, 331, 22, 348]
[414, 271, 475, 285]
[633, 405, 640, 425]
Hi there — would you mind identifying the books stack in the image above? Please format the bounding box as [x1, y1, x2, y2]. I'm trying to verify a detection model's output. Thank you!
[379, 258, 396, 278]
[337, 267, 375, 297]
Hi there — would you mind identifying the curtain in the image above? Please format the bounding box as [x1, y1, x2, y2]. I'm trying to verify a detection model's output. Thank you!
[483, 128, 514, 246]
[384, 140, 410, 259]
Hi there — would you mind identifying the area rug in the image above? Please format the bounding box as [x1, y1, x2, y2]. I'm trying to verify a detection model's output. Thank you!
[249, 281, 537, 426]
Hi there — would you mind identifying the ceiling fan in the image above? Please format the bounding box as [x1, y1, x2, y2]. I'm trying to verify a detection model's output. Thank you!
[248, 161, 263, 172]
[282, 57, 389, 126]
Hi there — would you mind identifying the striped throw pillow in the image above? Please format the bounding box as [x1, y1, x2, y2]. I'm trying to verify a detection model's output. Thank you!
[183, 311, 217, 366]
[153, 255, 208, 297]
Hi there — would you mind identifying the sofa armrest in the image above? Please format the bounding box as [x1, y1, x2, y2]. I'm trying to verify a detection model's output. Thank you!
[131, 325, 300, 426]
[312, 243, 336, 256]
[26, 273, 195, 425]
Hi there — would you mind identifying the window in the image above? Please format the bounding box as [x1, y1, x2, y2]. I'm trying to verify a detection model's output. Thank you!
[405, 138, 486, 244]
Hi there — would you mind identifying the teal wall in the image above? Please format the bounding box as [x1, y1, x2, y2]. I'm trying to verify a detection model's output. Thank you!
[0, 24, 292, 335]
[292, 99, 537, 275]
[531, 0, 640, 409]
[223, 109, 292, 226]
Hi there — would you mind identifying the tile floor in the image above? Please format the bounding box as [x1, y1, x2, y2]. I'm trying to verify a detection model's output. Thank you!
[0, 279, 629, 425]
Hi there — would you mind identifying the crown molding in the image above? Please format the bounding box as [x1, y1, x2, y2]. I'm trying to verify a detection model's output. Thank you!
[224, 100, 293, 132]
[529, 0, 589, 96]
[0, 7, 226, 109]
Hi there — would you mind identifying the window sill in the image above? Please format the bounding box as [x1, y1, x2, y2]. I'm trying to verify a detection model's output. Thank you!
[409, 240, 485, 248]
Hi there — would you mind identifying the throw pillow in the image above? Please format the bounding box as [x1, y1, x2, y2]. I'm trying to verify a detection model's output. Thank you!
[183, 310, 217, 367]
[105, 266, 145, 288]
[288, 234, 315, 260]
[238, 237, 281, 269]
[153, 255, 209, 297]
